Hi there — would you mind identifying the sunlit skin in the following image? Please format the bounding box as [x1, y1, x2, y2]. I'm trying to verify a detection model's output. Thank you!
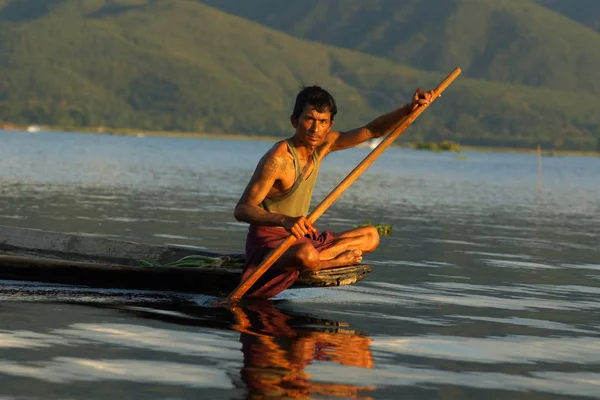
[291, 107, 333, 152]
[234, 88, 435, 271]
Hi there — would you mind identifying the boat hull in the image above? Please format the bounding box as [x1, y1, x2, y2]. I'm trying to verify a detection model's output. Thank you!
[0, 225, 371, 296]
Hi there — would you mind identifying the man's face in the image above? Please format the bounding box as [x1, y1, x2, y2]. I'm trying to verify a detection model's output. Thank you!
[292, 105, 333, 147]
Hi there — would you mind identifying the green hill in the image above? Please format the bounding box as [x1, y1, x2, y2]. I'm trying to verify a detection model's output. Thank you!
[538, 0, 600, 33]
[0, 0, 599, 150]
[0, 0, 382, 132]
[202, 0, 600, 96]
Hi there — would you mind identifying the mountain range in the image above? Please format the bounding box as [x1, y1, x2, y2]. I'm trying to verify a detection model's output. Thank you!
[0, 0, 599, 150]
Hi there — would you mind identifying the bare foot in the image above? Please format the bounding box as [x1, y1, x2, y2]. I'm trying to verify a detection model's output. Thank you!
[315, 249, 363, 269]
[334, 250, 363, 265]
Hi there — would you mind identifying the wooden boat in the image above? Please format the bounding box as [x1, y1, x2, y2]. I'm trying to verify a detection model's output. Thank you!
[0, 225, 371, 296]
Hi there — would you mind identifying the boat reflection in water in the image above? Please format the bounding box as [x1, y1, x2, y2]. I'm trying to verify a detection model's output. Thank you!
[232, 302, 375, 399]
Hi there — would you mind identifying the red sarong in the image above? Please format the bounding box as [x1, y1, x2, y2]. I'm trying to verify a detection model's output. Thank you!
[242, 225, 336, 299]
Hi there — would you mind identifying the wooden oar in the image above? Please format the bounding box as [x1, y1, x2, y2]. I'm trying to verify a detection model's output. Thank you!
[227, 67, 462, 300]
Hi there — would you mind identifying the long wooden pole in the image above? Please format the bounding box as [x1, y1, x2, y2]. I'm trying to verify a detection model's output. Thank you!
[227, 67, 462, 300]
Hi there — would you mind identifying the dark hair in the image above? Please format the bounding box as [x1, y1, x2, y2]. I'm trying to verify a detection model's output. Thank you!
[292, 85, 337, 121]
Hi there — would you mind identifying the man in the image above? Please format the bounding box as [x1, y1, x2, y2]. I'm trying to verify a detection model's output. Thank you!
[234, 85, 434, 298]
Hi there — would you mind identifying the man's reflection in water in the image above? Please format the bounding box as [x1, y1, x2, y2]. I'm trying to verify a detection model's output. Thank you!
[231, 302, 375, 399]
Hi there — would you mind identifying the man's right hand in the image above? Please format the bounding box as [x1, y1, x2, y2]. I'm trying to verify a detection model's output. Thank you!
[282, 216, 318, 238]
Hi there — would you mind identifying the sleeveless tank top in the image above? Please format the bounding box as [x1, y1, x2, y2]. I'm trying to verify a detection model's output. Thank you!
[260, 140, 320, 217]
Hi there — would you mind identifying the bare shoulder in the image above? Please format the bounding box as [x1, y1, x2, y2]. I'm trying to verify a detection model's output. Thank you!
[269, 141, 290, 158]
[256, 141, 292, 178]
[266, 141, 293, 165]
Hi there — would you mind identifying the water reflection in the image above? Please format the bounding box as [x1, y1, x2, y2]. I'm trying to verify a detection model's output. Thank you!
[232, 302, 374, 399]
[114, 300, 376, 399]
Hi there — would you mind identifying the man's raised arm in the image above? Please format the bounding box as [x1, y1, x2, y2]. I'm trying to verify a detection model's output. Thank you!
[323, 89, 434, 154]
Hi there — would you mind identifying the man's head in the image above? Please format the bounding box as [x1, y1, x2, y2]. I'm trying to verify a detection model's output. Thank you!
[291, 86, 337, 147]
[291, 85, 337, 122]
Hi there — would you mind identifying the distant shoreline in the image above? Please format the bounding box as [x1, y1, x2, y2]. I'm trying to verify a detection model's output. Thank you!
[1, 123, 283, 142]
[2, 124, 599, 157]
[453, 145, 600, 158]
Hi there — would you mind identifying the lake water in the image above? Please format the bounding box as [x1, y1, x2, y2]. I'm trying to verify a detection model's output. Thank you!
[1, 129, 599, 399]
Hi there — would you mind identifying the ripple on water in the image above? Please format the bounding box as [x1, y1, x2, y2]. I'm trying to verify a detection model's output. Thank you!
[0, 358, 234, 389]
[371, 335, 600, 364]
[562, 263, 600, 271]
[448, 315, 598, 335]
[306, 362, 600, 398]
[0, 281, 209, 304]
[482, 259, 560, 270]
[333, 281, 600, 312]
[50, 323, 241, 359]
[370, 260, 454, 268]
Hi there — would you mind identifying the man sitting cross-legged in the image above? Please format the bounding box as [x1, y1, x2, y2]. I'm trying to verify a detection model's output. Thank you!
[234, 85, 433, 298]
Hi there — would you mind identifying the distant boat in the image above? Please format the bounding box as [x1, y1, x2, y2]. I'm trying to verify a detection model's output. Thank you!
[358, 137, 383, 150]
[26, 125, 41, 133]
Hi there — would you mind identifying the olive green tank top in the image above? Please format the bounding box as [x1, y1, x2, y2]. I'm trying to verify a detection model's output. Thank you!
[260, 140, 320, 217]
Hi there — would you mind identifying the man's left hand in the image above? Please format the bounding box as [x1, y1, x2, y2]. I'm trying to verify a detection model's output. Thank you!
[410, 88, 436, 111]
